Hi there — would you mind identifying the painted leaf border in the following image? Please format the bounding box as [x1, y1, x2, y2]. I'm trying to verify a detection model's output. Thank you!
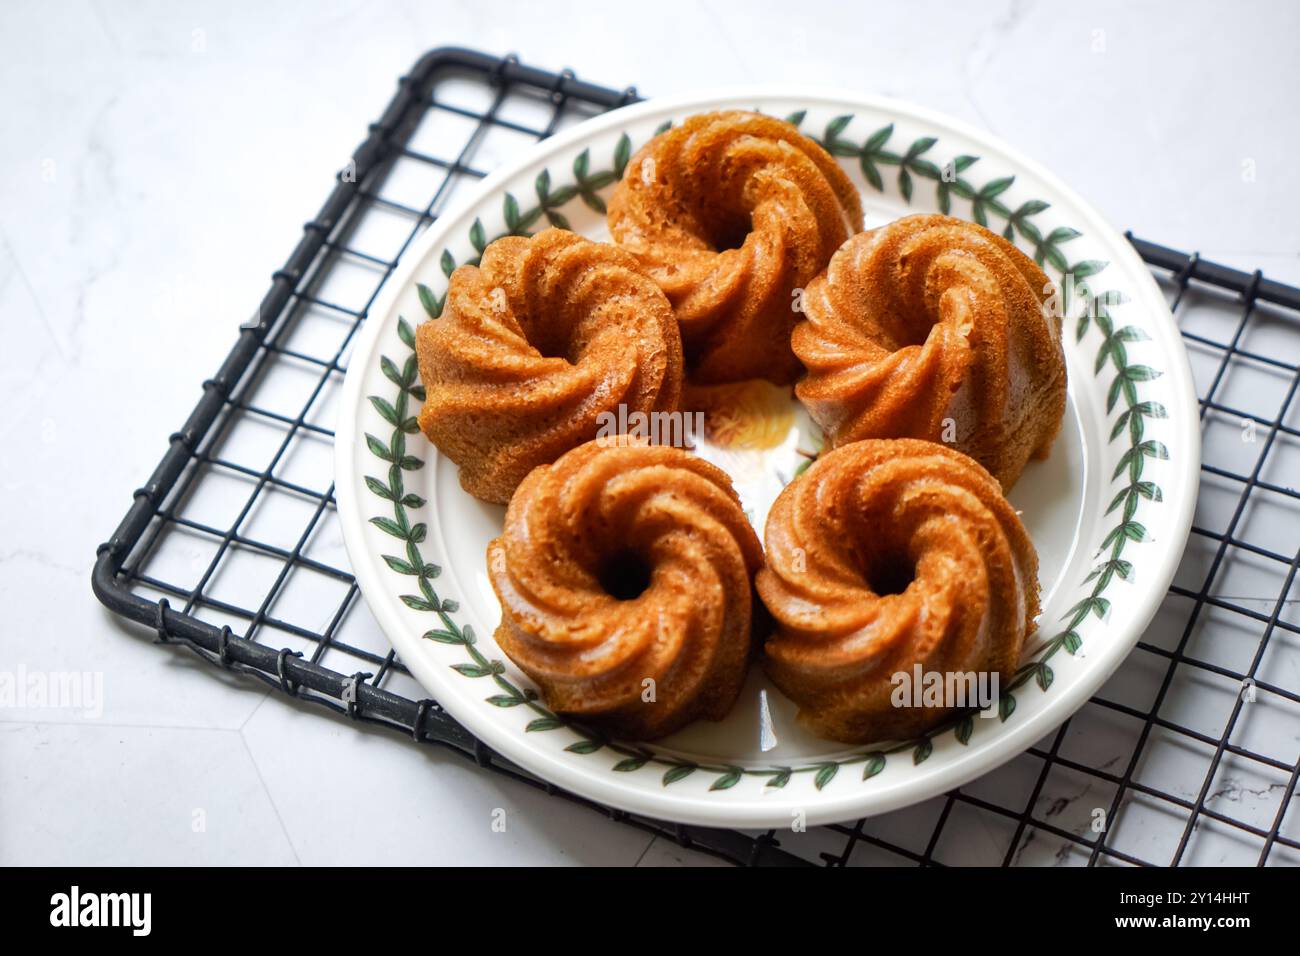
[363, 110, 1167, 794]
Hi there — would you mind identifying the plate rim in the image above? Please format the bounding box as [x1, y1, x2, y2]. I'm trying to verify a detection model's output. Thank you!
[334, 84, 1201, 827]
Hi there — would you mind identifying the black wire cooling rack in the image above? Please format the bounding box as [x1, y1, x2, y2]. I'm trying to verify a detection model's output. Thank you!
[92, 47, 1300, 867]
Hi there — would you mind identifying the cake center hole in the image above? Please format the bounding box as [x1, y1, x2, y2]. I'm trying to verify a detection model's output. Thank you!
[598, 550, 652, 601]
[529, 327, 580, 364]
[864, 554, 916, 597]
[711, 212, 752, 252]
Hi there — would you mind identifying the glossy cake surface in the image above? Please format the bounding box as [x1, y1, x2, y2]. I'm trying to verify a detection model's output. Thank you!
[757, 439, 1040, 744]
[488, 438, 764, 740]
[608, 110, 863, 385]
[794, 214, 1066, 489]
[416, 228, 683, 504]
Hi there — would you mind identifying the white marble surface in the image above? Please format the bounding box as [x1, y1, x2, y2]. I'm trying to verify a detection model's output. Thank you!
[2, 0, 1298, 866]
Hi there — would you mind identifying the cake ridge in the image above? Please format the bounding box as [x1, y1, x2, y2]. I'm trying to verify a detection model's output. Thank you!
[794, 213, 1066, 489]
[758, 438, 1040, 744]
[609, 110, 864, 384]
[415, 228, 684, 504]
[489, 438, 764, 741]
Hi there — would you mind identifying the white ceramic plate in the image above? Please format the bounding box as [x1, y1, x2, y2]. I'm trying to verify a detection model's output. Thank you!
[335, 88, 1199, 828]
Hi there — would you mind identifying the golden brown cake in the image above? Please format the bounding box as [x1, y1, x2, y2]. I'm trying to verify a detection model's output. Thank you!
[487, 438, 764, 740]
[757, 439, 1040, 744]
[608, 110, 864, 385]
[793, 214, 1066, 490]
[415, 228, 684, 504]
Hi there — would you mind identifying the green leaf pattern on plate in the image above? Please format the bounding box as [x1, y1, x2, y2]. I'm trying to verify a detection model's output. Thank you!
[363, 111, 1166, 793]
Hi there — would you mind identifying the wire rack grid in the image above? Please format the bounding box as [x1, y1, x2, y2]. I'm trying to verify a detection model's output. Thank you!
[92, 47, 1300, 868]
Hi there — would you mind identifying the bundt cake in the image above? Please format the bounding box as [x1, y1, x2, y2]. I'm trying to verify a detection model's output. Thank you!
[415, 228, 684, 504]
[608, 110, 864, 385]
[757, 439, 1040, 744]
[487, 438, 764, 740]
[793, 214, 1067, 490]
